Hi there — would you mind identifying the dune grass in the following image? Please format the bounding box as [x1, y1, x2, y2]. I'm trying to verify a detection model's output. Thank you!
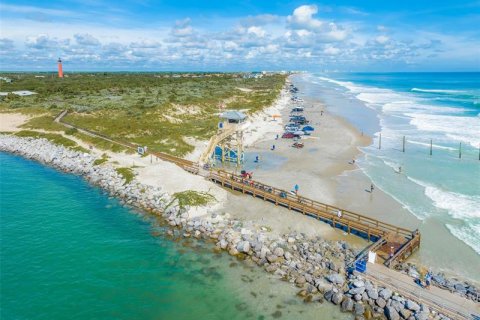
[171, 190, 216, 209]
[115, 167, 135, 184]
[93, 154, 109, 166]
[1, 72, 287, 156]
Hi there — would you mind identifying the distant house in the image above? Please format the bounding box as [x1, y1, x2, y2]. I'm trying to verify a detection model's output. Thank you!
[220, 110, 247, 124]
[0, 77, 12, 83]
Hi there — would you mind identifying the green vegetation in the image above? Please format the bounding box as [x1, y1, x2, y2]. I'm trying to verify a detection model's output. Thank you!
[72, 132, 130, 153]
[171, 190, 216, 209]
[14, 130, 78, 148]
[64, 127, 78, 135]
[93, 154, 109, 166]
[1, 72, 287, 156]
[115, 167, 135, 184]
[21, 114, 66, 132]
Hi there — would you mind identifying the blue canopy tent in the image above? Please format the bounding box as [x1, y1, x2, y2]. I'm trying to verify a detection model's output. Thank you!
[302, 125, 315, 132]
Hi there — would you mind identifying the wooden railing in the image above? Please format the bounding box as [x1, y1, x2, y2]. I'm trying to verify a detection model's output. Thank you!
[209, 170, 415, 241]
[55, 110, 420, 268]
[385, 231, 421, 268]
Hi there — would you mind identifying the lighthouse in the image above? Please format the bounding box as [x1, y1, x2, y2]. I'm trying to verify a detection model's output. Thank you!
[57, 58, 63, 78]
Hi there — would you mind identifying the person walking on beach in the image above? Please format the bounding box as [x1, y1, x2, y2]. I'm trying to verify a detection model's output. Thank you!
[275, 134, 279, 140]
[370, 184, 375, 193]
[321, 110, 324, 116]
[271, 144, 276, 151]
[294, 184, 299, 195]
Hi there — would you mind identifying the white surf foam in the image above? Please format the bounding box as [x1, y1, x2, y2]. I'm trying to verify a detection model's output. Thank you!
[406, 140, 456, 151]
[408, 177, 480, 220]
[406, 113, 480, 148]
[446, 224, 480, 255]
[411, 88, 466, 94]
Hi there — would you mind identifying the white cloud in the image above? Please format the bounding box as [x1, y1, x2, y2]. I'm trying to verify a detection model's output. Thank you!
[0, 4, 73, 16]
[171, 18, 194, 37]
[74, 34, 100, 46]
[324, 45, 340, 55]
[376, 35, 390, 44]
[247, 26, 266, 37]
[287, 5, 323, 30]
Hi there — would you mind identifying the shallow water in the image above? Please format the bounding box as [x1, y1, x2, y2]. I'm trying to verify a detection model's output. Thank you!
[291, 73, 480, 281]
[0, 152, 350, 320]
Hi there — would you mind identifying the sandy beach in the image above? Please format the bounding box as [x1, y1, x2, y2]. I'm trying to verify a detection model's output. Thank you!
[1, 74, 479, 319]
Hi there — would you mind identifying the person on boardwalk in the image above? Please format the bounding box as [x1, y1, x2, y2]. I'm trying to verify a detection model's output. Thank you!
[425, 272, 432, 290]
[294, 184, 299, 195]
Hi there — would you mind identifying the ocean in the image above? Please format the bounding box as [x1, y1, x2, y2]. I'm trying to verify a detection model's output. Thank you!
[0, 152, 349, 320]
[301, 72, 479, 277]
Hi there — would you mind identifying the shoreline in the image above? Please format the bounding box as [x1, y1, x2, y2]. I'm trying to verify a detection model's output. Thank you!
[285, 73, 480, 282]
[2, 135, 478, 319]
[1, 77, 479, 319]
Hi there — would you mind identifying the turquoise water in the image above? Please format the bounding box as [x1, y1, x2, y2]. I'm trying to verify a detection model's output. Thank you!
[0, 152, 247, 319]
[0, 152, 351, 320]
[297, 73, 480, 279]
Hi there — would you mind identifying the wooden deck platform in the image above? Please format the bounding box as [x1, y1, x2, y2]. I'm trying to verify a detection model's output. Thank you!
[207, 169, 420, 268]
[57, 110, 420, 268]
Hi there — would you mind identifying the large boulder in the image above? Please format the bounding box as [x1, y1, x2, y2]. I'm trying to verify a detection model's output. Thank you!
[341, 297, 354, 312]
[414, 311, 429, 320]
[354, 302, 365, 315]
[379, 288, 393, 300]
[399, 309, 412, 319]
[350, 286, 366, 295]
[385, 306, 400, 320]
[295, 276, 307, 286]
[353, 280, 365, 288]
[405, 300, 420, 312]
[324, 289, 335, 302]
[367, 288, 379, 300]
[236, 241, 251, 253]
[273, 247, 284, 257]
[327, 273, 345, 285]
[375, 297, 387, 308]
[332, 292, 344, 305]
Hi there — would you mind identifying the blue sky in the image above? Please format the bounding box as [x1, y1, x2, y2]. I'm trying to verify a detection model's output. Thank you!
[0, 0, 479, 71]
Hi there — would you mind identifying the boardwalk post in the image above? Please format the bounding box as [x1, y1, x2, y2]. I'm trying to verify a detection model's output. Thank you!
[430, 139, 432, 156]
[402, 136, 405, 153]
[459, 142, 462, 159]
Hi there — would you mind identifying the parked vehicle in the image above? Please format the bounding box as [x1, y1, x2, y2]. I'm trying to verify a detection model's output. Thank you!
[282, 132, 295, 139]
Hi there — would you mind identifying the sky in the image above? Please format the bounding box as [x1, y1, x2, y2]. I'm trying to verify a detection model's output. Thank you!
[0, 0, 479, 72]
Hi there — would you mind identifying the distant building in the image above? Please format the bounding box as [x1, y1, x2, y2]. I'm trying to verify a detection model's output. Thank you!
[58, 58, 64, 78]
[0, 77, 12, 83]
[220, 110, 247, 124]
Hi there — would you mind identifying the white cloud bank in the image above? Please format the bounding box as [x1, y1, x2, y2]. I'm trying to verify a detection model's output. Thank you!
[0, 4, 477, 71]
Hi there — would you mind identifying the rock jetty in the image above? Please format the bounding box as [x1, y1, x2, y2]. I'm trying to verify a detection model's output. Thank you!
[1, 134, 477, 320]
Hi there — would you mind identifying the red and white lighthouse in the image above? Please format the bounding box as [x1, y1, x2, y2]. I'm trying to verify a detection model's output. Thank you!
[57, 58, 63, 78]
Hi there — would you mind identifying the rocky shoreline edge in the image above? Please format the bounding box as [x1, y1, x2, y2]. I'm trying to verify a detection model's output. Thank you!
[1, 134, 478, 320]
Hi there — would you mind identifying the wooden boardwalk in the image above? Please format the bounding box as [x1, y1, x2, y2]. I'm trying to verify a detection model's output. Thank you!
[53, 110, 480, 319]
[366, 263, 480, 320]
[207, 170, 420, 268]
